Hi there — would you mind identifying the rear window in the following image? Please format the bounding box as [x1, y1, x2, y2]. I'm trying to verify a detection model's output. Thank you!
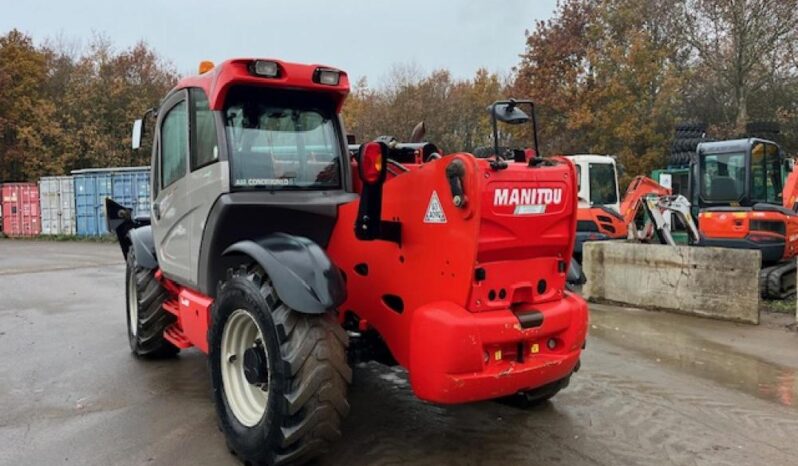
[224, 86, 342, 190]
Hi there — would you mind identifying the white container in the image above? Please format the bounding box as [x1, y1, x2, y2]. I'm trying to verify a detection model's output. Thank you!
[39, 176, 76, 235]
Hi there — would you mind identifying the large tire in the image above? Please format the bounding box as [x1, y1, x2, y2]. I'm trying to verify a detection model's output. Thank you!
[499, 375, 572, 409]
[125, 248, 179, 358]
[210, 265, 351, 466]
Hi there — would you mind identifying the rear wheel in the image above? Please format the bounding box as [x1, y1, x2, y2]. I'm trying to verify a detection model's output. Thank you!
[500, 375, 571, 409]
[125, 248, 179, 358]
[210, 265, 351, 466]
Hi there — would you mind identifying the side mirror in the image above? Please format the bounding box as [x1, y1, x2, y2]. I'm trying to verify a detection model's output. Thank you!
[410, 121, 426, 143]
[486, 99, 540, 167]
[491, 103, 530, 125]
[131, 119, 143, 150]
[355, 142, 388, 241]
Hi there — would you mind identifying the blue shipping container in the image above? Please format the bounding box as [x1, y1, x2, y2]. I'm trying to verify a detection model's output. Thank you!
[72, 167, 151, 236]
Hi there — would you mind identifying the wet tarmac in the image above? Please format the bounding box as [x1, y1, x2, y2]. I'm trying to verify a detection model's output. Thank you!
[1, 240, 797, 466]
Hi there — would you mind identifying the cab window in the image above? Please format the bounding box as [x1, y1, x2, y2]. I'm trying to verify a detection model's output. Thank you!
[224, 86, 342, 190]
[190, 88, 219, 170]
[588, 163, 618, 205]
[161, 100, 188, 187]
[750, 142, 782, 203]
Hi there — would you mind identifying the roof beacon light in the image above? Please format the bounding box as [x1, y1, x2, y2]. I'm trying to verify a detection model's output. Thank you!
[252, 60, 279, 78]
[198, 60, 215, 74]
[315, 68, 341, 86]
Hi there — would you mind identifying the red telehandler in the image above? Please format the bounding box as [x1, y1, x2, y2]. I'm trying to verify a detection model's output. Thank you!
[106, 59, 588, 465]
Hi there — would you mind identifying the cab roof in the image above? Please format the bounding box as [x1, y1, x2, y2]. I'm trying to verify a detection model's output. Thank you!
[564, 154, 617, 164]
[697, 138, 780, 155]
[173, 58, 350, 111]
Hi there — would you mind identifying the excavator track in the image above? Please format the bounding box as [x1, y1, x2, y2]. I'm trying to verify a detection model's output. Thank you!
[760, 261, 796, 300]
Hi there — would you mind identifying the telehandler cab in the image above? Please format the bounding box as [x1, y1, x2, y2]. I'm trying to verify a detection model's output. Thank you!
[106, 58, 588, 465]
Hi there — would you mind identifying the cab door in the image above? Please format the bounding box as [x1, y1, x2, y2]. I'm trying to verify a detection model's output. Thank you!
[151, 90, 192, 284]
[185, 88, 227, 286]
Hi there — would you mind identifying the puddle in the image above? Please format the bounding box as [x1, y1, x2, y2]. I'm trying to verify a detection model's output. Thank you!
[589, 304, 797, 409]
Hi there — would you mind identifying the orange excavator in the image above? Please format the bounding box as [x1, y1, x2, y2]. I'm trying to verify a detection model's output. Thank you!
[694, 138, 798, 298]
[567, 155, 696, 260]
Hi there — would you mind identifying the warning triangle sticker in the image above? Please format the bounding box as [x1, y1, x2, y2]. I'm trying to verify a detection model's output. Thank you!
[424, 190, 447, 223]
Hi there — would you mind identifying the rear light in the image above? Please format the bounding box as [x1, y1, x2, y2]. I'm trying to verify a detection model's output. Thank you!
[314, 68, 341, 86]
[251, 60, 279, 78]
[359, 142, 384, 184]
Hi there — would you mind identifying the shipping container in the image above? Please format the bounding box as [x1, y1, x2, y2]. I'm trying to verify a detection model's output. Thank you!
[73, 167, 151, 236]
[1, 183, 41, 237]
[39, 176, 76, 235]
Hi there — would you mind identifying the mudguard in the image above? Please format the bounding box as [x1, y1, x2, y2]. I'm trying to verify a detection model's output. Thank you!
[105, 197, 157, 269]
[223, 233, 346, 314]
[567, 257, 587, 286]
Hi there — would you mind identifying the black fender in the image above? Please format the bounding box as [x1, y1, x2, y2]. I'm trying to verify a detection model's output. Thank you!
[567, 257, 587, 286]
[223, 233, 346, 314]
[105, 197, 157, 269]
[128, 226, 158, 270]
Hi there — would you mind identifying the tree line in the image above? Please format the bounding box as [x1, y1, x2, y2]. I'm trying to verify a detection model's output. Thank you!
[0, 31, 176, 181]
[2, 0, 797, 184]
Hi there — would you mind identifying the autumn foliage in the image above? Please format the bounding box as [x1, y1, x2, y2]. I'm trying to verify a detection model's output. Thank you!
[0, 30, 176, 182]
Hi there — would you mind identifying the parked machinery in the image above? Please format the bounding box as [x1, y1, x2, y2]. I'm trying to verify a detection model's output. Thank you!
[566, 154, 688, 260]
[106, 59, 589, 465]
[693, 138, 798, 298]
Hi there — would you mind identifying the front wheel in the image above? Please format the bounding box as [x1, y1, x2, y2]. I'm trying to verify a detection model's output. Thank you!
[209, 265, 351, 465]
[125, 248, 179, 358]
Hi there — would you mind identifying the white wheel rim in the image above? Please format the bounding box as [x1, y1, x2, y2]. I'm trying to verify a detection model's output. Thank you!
[221, 309, 269, 427]
[127, 270, 138, 337]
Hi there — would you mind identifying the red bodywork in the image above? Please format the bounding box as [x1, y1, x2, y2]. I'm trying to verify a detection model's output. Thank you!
[151, 59, 588, 405]
[175, 59, 349, 111]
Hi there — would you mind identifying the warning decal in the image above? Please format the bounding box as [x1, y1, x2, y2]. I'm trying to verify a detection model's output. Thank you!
[424, 190, 447, 224]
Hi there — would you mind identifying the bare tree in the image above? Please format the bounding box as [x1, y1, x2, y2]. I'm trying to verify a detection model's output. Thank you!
[683, 0, 798, 132]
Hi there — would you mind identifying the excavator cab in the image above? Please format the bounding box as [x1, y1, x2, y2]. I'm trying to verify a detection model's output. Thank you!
[693, 139, 785, 209]
[695, 138, 798, 298]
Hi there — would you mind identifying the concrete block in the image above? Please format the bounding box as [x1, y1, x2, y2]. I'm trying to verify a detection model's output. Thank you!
[583, 241, 760, 324]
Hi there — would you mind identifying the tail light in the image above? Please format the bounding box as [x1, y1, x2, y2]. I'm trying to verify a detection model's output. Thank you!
[358, 142, 386, 185]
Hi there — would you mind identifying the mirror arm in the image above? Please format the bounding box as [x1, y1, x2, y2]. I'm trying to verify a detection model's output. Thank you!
[491, 102, 500, 164]
[530, 102, 540, 157]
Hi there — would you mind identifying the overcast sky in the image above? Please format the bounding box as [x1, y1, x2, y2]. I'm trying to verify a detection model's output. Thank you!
[2, 0, 557, 85]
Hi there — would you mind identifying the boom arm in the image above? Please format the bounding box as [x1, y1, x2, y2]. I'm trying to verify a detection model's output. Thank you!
[619, 176, 671, 225]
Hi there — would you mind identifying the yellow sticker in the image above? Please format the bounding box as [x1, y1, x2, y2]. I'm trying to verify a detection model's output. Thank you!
[733, 212, 747, 218]
[494, 350, 502, 361]
[702, 212, 712, 218]
[530, 343, 540, 354]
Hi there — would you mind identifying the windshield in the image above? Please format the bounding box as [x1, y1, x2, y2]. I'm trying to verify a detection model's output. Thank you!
[224, 86, 342, 189]
[700, 152, 746, 203]
[750, 142, 782, 203]
[589, 162, 618, 205]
